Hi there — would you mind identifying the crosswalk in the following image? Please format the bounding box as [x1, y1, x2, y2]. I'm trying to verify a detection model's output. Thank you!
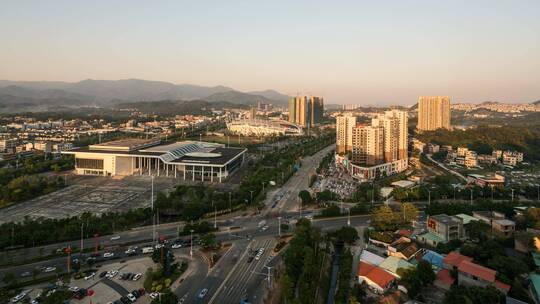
[211, 238, 276, 304]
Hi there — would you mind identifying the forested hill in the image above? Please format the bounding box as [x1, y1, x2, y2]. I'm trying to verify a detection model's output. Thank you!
[416, 124, 540, 161]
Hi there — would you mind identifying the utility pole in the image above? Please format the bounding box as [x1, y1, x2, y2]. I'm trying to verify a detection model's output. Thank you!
[470, 189, 473, 205]
[250, 190, 254, 205]
[511, 188, 515, 202]
[278, 217, 282, 237]
[265, 266, 273, 288]
[80, 223, 84, 254]
[214, 203, 217, 229]
[428, 190, 431, 206]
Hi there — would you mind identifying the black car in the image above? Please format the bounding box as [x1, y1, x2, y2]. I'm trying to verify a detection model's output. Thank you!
[120, 296, 130, 304]
[99, 271, 107, 278]
[131, 290, 140, 298]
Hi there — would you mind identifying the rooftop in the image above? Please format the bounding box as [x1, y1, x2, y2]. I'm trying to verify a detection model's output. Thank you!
[357, 261, 396, 289]
[458, 260, 496, 282]
[359, 250, 385, 266]
[88, 138, 160, 151]
[379, 256, 414, 276]
[454, 213, 478, 225]
[443, 251, 473, 268]
[430, 214, 462, 225]
[435, 269, 455, 286]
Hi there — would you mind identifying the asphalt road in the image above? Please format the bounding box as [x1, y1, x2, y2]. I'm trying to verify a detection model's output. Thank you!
[0, 143, 363, 304]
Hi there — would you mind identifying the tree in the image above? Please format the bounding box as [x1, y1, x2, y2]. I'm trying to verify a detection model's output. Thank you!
[321, 205, 341, 217]
[371, 205, 396, 230]
[465, 220, 491, 242]
[399, 260, 435, 298]
[332, 226, 359, 244]
[400, 203, 419, 224]
[200, 233, 220, 250]
[298, 190, 313, 205]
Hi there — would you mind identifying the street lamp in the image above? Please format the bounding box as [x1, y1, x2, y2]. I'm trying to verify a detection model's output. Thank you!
[278, 217, 282, 237]
[347, 208, 351, 227]
[427, 189, 431, 206]
[190, 229, 194, 259]
[470, 188, 473, 205]
[250, 190, 254, 205]
[511, 188, 515, 202]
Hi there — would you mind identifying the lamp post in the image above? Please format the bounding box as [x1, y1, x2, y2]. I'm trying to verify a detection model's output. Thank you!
[80, 223, 84, 255]
[278, 217, 282, 237]
[347, 208, 351, 227]
[190, 229, 194, 259]
[470, 188, 473, 205]
[511, 188, 515, 202]
[427, 189, 431, 206]
[250, 190, 254, 205]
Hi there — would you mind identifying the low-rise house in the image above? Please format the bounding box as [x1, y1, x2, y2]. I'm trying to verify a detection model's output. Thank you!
[467, 173, 505, 188]
[417, 214, 464, 247]
[387, 241, 418, 260]
[379, 256, 414, 278]
[492, 219, 516, 238]
[458, 260, 510, 294]
[473, 211, 515, 238]
[359, 250, 385, 266]
[443, 251, 510, 294]
[529, 273, 540, 304]
[357, 261, 397, 294]
[415, 249, 444, 270]
[434, 269, 455, 290]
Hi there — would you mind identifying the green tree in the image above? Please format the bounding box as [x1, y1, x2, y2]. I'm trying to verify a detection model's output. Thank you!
[200, 233, 220, 250]
[371, 205, 396, 230]
[299, 190, 313, 205]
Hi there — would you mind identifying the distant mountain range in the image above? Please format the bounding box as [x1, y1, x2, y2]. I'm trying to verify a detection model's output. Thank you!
[0, 79, 289, 113]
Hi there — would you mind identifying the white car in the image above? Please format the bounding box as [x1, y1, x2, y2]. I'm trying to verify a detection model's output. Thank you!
[68, 286, 80, 292]
[84, 272, 95, 280]
[10, 293, 25, 303]
[149, 292, 159, 299]
[103, 252, 114, 258]
[126, 293, 136, 302]
[110, 235, 121, 241]
[171, 243, 182, 249]
[133, 273, 142, 281]
[43, 266, 56, 273]
[106, 270, 118, 278]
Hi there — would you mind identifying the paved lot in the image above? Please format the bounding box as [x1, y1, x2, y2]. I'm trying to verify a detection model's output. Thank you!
[0, 175, 177, 224]
[70, 257, 154, 304]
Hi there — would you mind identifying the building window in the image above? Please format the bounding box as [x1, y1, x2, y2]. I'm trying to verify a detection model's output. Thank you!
[76, 158, 104, 170]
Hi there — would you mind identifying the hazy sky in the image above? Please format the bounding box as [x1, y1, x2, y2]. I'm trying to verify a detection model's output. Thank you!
[1, 0, 539, 105]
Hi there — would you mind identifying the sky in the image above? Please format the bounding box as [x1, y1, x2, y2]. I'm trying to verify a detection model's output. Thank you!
[1, 0, 539, 105]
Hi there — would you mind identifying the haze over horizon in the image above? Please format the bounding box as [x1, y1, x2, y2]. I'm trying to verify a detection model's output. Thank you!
[1, 0, 539, 105]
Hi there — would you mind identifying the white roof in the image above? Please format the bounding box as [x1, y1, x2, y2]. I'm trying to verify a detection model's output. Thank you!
[360, 250, 385, 266]
[391, 180, 415, 188]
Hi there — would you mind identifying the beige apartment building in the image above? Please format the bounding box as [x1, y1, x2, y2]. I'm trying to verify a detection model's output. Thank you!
[288, 95, 324, 127]
[417, 96, 451, 131]
[336, 113, 356, 154]
[351, 125, 384, 165]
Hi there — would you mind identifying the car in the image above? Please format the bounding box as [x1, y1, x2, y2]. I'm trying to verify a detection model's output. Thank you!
[120, 296, 131, 304]
[20, 271, 31, 277]
[137, 288, 145, 295]
[106, 270, 118, 278]
[178, 293, 188, 304]
[198, 288, 208, 299]
[84, 272, 96, 280]
[99, 271, 108, 278]
[110, 235, 121, 241]
[103, 252, 114, 258]
[261, 225, 269, 231]
[149, 292, 159, 299]
[43, 266, 56, 273]
[133, 273, 142, 281]
[171, 243, 182, 249]
[131, 290, 140, 298]
[68, 286, 80, 292]
[30, 300, 39, 304]
[10, 293, 26, 303]
[247, 256, 254, 263]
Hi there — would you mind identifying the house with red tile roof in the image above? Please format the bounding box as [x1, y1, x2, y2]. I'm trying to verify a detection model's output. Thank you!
[441, 251, 510, 294]
[442, 251, 473, 270]
[434, 269, 455, 290]
[357, 261, 397, 294]
[458, 260, 510, 294]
